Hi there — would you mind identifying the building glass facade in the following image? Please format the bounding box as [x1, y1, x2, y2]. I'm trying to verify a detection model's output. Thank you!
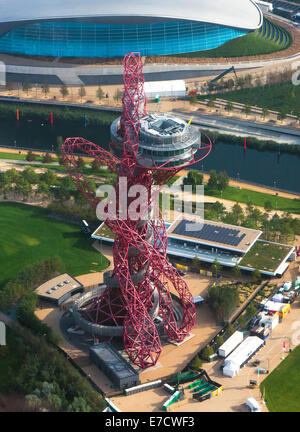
[0, 21, 247, 57]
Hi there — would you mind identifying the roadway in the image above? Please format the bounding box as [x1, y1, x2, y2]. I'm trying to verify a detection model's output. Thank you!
[175, 110, 300, 145]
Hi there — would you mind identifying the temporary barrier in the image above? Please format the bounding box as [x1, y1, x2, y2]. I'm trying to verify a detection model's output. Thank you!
[200, 269, 213, 277]
[162, 391, 182, 411]
[191, 372, 223, 401]
[167, 370, 201, 386]
[104, 397, 121, 412]
[124, 380, 162, 396]
[175, 264, 189, 272]
[188, 379, 205, 389]
[163, 383, 176, 394]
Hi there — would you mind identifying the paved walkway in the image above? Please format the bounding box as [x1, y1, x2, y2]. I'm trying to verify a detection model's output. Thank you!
[175, 111, 300, 145]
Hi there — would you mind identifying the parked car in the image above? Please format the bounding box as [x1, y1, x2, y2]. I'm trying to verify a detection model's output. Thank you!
[283, 281, 293, 292]
[248, 316, 260, 330]
[46, 290, 52, 294]
[57, 283, 64, 287]
[64, 280, 71, 284]
[246, 397, 262, 412]
[52, 286, 58, 290]
[257, 367, 269, 374]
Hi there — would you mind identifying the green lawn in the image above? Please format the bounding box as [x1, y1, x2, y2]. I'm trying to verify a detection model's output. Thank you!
[93, 223, 115, 240]
[239, 240, 292, 272]
[261, 345, 300, 412]
[0, 152, 44, 161]
[202, 82, 300, 114]
[205, 186, 300, 214]
[169, 23, 290, 58]
[0, 202, 110, 287]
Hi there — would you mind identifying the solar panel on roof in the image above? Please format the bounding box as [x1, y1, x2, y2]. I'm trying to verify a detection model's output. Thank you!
[173, 220, 245, 247]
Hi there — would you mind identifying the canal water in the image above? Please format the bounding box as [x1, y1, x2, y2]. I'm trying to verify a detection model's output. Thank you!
[0, 117, 299, 193]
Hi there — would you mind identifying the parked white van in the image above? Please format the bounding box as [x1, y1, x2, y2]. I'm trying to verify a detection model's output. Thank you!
[245, 397, 261, 412]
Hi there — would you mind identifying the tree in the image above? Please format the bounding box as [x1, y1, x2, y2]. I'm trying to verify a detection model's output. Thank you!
[6, 81, 14, 92]
[113, 88, 123, 103]
[224, 323, 235, 339]
[231, 203, 244, 222]
[277, 110, 287, 123]
[215, 335, 224, 348]
[96, 87, 104, 101]
[26, 151, 36, 162]
[41, 83, 50, 97]
[60, 84, 69, 99]
[42, 153, 53, 164]
[207, 283, 239, 322]
[237, 314, 247, 329]
[182, 170, 203, 193]
[246, 304, 257, 319]
[23, 167, 39, 184]
[264, 200, 273, 213]
[211, 201, 226, 220]
[56, 176, 76, 201]
[36, 181, 50, 197]
[192, 256, 202, 271]
[211, 259, 222, 278]
[252, 268, 262, 283]
[207, 99, 215, 110]
[25, 394, 42, 410]
[245, 74, 253, 88]
[189, 355, 203, 370]
[232, 263, 241, 278]
[40, 169, 57, 186]
[56, 136, 64, 159]
[91, 159, 102, 172]
[189, 94, 198, 105]
[243, 104, 252, 117]
[226, 101, 234, 115]
[68, 397, 91, 413]
[262, 107, 270, 120]
[22, 81, 32, 95]
[207, 169, 218, 190]
[76, 156, 85, 169]
[201, 345, 214, 361]
[217, 171, 229, 193]
[246, 200, 254, 214]
[15, 177, 32, 200]
[78, 86, 86, 103]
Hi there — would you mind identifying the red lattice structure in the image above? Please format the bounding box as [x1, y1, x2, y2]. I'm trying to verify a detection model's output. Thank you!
[62, 53, 212, 369]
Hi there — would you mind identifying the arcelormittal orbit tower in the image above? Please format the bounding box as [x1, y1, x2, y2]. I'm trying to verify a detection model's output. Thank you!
[62, 53, 212, 369]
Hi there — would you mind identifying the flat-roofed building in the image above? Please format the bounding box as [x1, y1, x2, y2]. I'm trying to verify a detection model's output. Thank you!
[0, 1, 262, 58]
[35, 273, 83, 306]
[89, 343, 140, 390]
[92, 215, 294, 277]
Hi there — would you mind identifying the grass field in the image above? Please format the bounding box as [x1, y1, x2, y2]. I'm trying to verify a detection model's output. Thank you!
[202, 82, 300, 114]
[170, 24, 290, 58]
[0, 152, 46, 161]
[0, 202, 110, 287]
[260, 345, 300, 412]
[205, 186, 300, 214]
[239, 240, 292, 272]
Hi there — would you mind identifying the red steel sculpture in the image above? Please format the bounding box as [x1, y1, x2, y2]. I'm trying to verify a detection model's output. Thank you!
[62, 53, 212, 369]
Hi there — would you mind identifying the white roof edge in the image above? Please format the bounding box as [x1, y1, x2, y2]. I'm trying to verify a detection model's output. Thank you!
[0, 0, 263, 31]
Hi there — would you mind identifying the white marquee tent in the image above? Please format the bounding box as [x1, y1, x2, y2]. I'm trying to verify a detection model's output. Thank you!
[144, 80, 186, 98]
